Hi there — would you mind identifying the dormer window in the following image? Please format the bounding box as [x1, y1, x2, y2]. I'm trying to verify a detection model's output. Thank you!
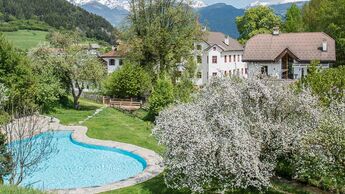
[213, 47, 216, 51]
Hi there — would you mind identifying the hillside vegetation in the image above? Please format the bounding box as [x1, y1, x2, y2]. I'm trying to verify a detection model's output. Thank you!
[3, 30, 48, 50]
[0, 0, 115, 43]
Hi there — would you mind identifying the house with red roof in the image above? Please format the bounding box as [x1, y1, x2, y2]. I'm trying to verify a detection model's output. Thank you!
[243, 28, 336, 80]
[100, 48, 126, 74]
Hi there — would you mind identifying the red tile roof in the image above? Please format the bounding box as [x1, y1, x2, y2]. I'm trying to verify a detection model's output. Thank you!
[100, 50, 125, 58]
[243, 32, 336, 62]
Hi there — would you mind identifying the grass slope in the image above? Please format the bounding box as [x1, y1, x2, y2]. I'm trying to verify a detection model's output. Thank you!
[85, 108, 164, 154]
[3, 30, 48, 50]
[48, 98, 104, 125]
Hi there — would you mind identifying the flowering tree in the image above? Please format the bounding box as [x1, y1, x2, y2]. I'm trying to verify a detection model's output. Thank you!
[295, 96, 345, 193]
[153, 78, 321, 192]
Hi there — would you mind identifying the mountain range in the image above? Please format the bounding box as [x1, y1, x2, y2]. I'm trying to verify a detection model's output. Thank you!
[66, 0, 308, 38]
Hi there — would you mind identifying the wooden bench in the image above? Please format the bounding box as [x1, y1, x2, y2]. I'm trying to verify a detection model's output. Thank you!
[106, 98, 142, 111]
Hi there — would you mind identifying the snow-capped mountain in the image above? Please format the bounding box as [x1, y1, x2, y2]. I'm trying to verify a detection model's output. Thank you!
[67, 0, 205, 11]
[249, 0, 309, 7]
[67, 0, 129, 10]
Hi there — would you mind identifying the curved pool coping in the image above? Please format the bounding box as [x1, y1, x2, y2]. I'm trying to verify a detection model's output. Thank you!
[46, 117, 164, 194]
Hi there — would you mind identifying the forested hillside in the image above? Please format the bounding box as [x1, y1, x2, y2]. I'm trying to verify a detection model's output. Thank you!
[0, 0, 115, 43]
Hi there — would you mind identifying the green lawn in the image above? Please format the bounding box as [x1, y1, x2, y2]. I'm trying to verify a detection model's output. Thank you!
[0, 185, 45, 194]
[48, 98, 104, 125]
[85, 108, 164, 154]
[2, 30, 48, 50]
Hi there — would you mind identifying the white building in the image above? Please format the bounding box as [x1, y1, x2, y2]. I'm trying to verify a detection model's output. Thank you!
[193, 31, 247, 86]
[243, 29, 336, 80]
[100, 49, 125, 74]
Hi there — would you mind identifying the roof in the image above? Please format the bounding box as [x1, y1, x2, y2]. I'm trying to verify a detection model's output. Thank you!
[100, 49, 125, 58]
[243, 32, 336, 62]
[203, 32, 244, 51]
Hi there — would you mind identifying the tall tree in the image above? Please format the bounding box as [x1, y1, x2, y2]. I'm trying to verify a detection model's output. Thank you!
[302, 0, 345, 66]
[0, 33, 37, 109]
[236, 6, 282, 43]
[284, 4, 304, 32]
[53, 46, 106, 109]
[127, 0, 203, 82]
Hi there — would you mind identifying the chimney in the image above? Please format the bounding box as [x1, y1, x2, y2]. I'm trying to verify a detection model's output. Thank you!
[224, 36, 230, 45]
[273, 27, 280, 35]
[322, 39, 328, 52]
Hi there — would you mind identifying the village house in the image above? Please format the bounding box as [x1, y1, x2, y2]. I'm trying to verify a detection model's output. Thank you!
[100, 48, 125, 73]
[243, 28, 336, 79]
[193, 32, 247, 86]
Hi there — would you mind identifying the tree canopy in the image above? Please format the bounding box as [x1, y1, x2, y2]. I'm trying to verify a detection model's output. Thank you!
[302, 0, 345, 66]
[236, 6, 282, 43]
[284, 4, 304, 32]
[103, 63, 151, 98]
[126, 0, 203, 81]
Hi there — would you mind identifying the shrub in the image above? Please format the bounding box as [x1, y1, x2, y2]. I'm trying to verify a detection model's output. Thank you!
[153, 78, 321, 192]
[148, 77, 175, 120]
[103, 63, 151, 98]
[298, 62, 345, 105]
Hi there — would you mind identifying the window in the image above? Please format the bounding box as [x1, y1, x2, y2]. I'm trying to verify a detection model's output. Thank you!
[213, 47, 216, 51]
[119, 59, 123, 66]
[212, 72, 217, 76]
[238, 55, 240, 62]
[212, 56, 217, 64]
[241, 68, 244, 75]
[234, 55, 236, 62]
[197, 55, 202, 63]
[261, 66, 268, 76]
[109, 59, 115, 66]
[229, 55, 232, 62]
[197, 72, 202, 78]
[224, 71, 228, 76]
[245, 68, 248, 74]
[196, 44, 202, 50]
[224, 55, 227, 63]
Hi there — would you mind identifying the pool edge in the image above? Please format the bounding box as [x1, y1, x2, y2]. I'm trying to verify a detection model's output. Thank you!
[45, 116, 164, 194]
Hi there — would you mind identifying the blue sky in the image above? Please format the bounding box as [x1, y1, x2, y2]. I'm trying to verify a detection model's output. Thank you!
[202, 0, 308, 8]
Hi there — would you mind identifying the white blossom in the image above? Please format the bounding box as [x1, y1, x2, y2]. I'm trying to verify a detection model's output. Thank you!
[0, 84, 8, 107]
[153, 77, 321, 192]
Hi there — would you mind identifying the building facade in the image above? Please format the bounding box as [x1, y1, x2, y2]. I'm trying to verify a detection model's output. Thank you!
[243, 29, 336, 80]
[193, 32, 247, 86]
[100, 49, 125, 74]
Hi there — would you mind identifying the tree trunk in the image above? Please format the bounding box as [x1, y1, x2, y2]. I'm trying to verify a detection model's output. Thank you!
[71, 81, 83, 110]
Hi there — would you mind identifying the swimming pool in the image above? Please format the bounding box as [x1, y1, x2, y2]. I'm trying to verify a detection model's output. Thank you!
[18, 131, 146, 190]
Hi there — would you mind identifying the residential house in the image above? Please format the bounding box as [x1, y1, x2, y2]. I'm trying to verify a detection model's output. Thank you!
[100, 48, 125, 74]
[194, 31, 247, 86]
[243, 28, 336, 79]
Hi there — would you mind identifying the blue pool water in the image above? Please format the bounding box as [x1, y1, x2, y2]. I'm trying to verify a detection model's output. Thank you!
[18, 131, 146, 190]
